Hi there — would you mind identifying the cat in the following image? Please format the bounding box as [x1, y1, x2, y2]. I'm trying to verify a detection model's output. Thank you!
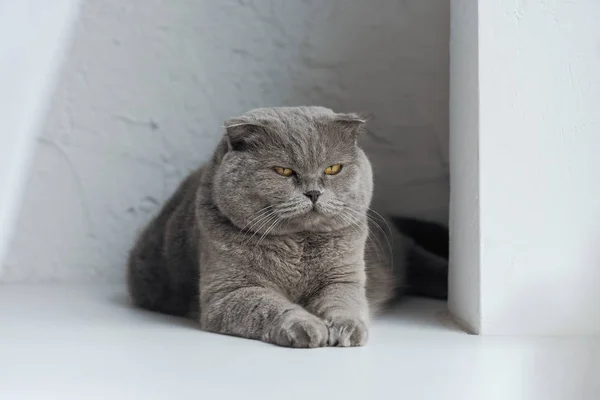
[127, 106, 447, 348]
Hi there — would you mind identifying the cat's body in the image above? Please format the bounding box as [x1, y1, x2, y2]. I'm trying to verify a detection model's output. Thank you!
[128, 106, 435, 348]
[128, 158, 395, 316]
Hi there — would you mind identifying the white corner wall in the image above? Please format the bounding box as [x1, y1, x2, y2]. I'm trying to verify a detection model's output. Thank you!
[2, 0, 450, 282]
[448, 0, 480, 334]
[0, 1, 80, 272]
[451, 0, 600, 335]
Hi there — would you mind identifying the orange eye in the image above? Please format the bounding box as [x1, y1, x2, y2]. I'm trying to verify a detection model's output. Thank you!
[324, 164, 342, 175]
[274, 167, 294, 177]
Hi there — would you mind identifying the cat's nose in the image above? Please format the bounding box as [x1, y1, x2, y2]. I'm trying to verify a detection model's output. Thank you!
[304, 190, 321, 204]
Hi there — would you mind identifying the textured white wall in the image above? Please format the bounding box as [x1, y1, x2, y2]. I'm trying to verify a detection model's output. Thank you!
[451, 0, 600, 335]
[478, 0, 600, 335]
[0, 1, 80, 273]
[3, 0, 449, 282]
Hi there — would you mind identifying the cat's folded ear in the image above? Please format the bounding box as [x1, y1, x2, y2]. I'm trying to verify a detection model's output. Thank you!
[224, 118, 267, 152]
[333, 113, 368, 141]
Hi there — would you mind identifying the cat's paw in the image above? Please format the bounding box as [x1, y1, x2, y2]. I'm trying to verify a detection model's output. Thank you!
[326, 317, 368, 347]
[266, 311, 329, 348]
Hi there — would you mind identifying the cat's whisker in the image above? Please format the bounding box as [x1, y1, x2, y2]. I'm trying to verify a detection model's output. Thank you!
[360, 223, 387, 266]
[238, 205, 277, 234]
[256, 217, 281, 246]
[338, 209, 370, 239]
[364, 217, 393, 268]
[277, 201, 305, 213]
[331, 210, 354, 227]
[279, 203, 310, 219]
[344, 207, 392, 247]
[337, 210, 366, 235]
[241, 210, 279, 242]
[240, 210, 274, 236]
[343, 207, 393, 269]
[339, 210, 376, 243]
[246, 212, 280, 242]
[334, 212, 383, 263]
[366, 208, 394, 240]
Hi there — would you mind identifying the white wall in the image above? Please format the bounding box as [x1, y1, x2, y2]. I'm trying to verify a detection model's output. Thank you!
[0, 1, 80, 272]
[448, 0, 480, 334]
[451, 0, 600, 335]
[480, 0, 600, 335]
[2, 0, 450, 282]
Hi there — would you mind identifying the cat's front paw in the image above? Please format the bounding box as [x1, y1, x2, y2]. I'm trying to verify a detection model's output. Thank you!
[326, 317, 368, 347]
[266, 311, 329, 348]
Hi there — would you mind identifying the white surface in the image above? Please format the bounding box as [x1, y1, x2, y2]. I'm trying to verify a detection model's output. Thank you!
[0, 285, 598, 400]
[448, 0, 480, 333]
[3, 0, 450, 283]
[477, 1, 600, 335]
[0, 1, 79, 271]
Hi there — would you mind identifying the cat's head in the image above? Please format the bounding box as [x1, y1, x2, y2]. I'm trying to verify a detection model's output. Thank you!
[213, 106, 373, 234]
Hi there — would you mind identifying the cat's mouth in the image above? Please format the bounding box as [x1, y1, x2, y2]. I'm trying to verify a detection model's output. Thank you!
[275, 200, 332, 221]
[308, 201, 326, 215]
[294, 206, 319, 218]
[285, 205, 321, 220]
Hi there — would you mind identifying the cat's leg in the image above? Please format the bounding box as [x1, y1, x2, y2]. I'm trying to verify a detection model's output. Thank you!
[304, 281, 369, 347]
[202, 287, 328, 348]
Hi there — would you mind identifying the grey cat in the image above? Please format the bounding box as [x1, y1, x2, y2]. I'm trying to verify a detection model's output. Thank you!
[128, 106, 404, 348]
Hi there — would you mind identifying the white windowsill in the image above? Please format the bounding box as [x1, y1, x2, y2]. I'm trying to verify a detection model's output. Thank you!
[0, 284, 598, 399]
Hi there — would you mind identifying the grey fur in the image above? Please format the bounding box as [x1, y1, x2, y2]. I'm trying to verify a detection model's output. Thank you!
[128, 106, 399, 348]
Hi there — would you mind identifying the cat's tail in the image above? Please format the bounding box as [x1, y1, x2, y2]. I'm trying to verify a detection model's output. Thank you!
[390, 216, 449, 300]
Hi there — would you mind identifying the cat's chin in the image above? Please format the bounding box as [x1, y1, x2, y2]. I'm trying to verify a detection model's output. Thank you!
[276, 211, 349, 234]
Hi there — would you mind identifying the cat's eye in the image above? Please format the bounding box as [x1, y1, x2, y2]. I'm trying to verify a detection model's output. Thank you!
[324, 164, 342, 175]
[274, 167, 294, 177]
